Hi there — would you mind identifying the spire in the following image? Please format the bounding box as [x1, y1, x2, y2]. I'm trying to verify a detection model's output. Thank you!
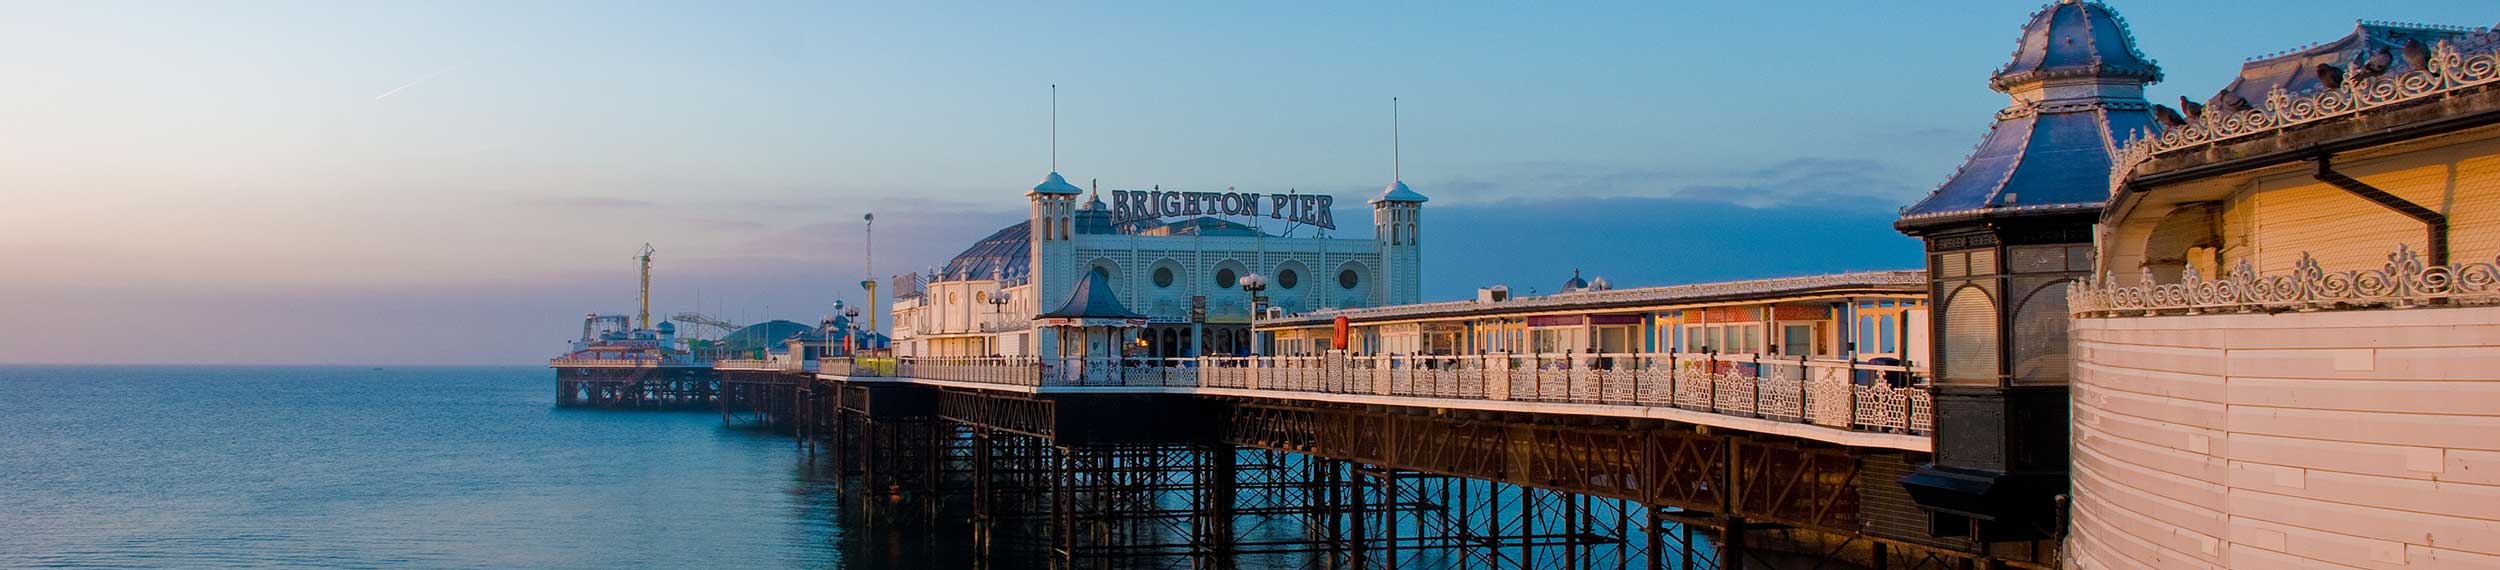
[1051, 84, 1059, 172]
[1374, 97, 1429, 204]
[1029, 84, 1083, 196]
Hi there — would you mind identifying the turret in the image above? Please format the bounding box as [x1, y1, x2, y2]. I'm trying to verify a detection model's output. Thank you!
[1894, 0, 2161, 545]
[1372, 181, 1426, 306]
[1029, 171, 1083, 356]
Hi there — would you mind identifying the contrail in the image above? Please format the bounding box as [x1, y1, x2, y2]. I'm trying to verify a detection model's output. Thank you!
[374, 66, 457, 101]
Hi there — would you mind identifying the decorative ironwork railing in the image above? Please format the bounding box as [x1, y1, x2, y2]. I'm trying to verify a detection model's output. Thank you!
[549, 356, 706, 368]
[2110, 36, 2500, 190]
[828, 352, 1931, 436]
[714, 359, 773, 370]
[2071, 244, 2500, 316]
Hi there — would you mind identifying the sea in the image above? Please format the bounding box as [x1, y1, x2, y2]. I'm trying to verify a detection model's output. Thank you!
[0, 365, 956, 570]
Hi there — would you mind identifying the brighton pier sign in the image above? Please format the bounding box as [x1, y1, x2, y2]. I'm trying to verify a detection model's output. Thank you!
[1110, 189, 1335, 230]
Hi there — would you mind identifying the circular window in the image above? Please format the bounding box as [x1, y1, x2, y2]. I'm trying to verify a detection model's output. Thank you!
[1278, 269, 1299, 289]
[975, 291, 988, 304]
[948, 292, 959, 304]
[1153, 267, 1175, 288]
[1339, 269, 1360, 289]
[1215, 268, 1238, 289]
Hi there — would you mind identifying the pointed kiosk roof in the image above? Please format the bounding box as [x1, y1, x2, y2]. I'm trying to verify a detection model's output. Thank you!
[1031, 171, 1083, 195]
[1037, 271, 1146, 325]
[1373, 180, 1428, 204]
[1897, 0, 2160, 233]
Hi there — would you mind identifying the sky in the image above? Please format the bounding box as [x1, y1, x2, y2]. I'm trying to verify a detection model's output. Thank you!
[4, 1, 2494, 365]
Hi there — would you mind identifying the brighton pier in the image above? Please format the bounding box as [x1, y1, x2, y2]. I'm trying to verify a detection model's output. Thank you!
[557, 3, 2500, 569]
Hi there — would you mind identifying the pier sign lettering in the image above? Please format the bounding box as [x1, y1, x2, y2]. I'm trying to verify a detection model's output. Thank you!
[1110, 190, 1334, 230]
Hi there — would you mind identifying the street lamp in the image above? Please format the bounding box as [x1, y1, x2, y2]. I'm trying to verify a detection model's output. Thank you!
[1238, 273, 1269, 355]
[843, 306, 863, 354]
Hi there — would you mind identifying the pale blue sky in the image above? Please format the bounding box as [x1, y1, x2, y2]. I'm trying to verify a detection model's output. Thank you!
[4, 1, 2492, 364]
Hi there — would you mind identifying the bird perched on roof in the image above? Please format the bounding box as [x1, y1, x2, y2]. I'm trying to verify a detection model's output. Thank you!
[2354, 47, 2394, 80]
[2402, 39, 2432, 73]
[2206, 89, 2252, 115]
[2316, 63, 2347, 90]
[2153, 104, 2189, 128]
[2178, 96, 2205, 120]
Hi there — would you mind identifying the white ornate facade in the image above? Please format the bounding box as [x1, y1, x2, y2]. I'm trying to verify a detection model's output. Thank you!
[891, 173, 1425, 359]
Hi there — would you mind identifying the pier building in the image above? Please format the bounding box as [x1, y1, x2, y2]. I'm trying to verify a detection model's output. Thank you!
[2068, 20, 2500, 570]
[1255, 271, 1930, 363]
[888, 174, 1424, 361]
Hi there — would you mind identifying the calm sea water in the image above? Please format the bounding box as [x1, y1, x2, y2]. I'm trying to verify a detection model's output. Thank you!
[0, 365, 929, 570]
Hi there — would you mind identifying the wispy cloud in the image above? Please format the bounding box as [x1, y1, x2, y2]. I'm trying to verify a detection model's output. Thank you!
[519, 196, 659, 209]
[374, 65, 458, 101]
[1432, 157, 1922, 211]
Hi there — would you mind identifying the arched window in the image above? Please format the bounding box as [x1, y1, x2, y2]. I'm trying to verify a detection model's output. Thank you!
[1879, 315, 1897, 353]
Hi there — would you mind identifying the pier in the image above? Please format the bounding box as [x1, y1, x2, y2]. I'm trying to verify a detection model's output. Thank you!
[696, 353, 2028, 570]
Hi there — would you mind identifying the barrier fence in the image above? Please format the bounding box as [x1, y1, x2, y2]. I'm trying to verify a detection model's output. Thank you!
[816, 352, 1930, 435]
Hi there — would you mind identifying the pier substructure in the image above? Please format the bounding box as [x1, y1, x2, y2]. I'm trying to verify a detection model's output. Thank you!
[553, 366, 715, 409]
[798, 379, 2020, 569]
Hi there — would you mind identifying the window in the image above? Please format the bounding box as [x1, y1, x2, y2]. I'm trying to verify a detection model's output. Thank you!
[1278, 269, 1299, 289]
[1338, 269, 1360, 289]
[1782, 325, 1813, 356]
[1858, 316, 1874, 352]
[1216, 268, 1237, 289]
[1153, 267, 1175, 288]
[1879, 315, 1897, 353]
[975, 291, 988, 304]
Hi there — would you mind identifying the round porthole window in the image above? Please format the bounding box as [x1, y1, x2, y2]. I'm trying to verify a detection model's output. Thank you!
[1153, 267, 1175, 288]
[1339, 269, 1360, 289]
[1278, 269, 1299, 289]
[1216, 268, 1238, 289]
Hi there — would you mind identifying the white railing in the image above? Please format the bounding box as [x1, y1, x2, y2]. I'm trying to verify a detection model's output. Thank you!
[855, 352, 1931, 435]
[549, 356, 706, 368]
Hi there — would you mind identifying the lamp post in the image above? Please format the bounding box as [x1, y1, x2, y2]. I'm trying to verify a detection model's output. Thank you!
[1238, 273, 1269, 356]
[986, 290, 1013, 356]
[844, 306, 863, 355]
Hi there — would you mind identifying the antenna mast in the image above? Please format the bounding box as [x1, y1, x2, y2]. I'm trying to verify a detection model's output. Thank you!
[636, 243, 655, 330]
[1392, 97, 1401, 182]
[1051, 84, 1059, 172]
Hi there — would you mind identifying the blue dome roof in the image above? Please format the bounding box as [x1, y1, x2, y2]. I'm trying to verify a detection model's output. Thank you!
[1562, 269, 1589, 291]
[1899, 0, 2160, 230]
[1374, 180, 1428, 204]
[1990, 0, 2162, 92]
[1032, 172, 1083, 195]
